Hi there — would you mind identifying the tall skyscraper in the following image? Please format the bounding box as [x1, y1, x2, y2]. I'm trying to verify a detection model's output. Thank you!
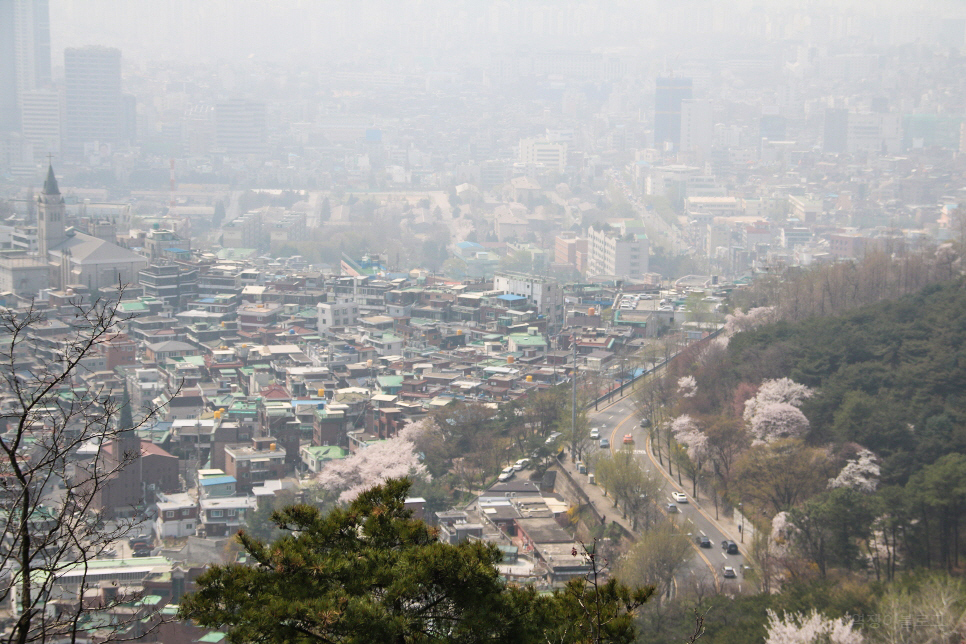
[64, 46, 122, 157]
[679, 99, 713, 161]
[0, 0, 52, 133]
[654, 77, 692, 149]
[20, 89, 61, 155]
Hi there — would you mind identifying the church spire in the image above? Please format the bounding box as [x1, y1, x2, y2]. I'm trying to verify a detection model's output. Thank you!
[43, 164, 59, 196]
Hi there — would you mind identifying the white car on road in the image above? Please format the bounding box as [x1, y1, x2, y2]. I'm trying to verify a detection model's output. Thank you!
[589, 428, 600, 439]
[671, 492, 688, 503]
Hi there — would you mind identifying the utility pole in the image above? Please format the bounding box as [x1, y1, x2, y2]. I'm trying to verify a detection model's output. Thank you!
[571, 333, 577, 462]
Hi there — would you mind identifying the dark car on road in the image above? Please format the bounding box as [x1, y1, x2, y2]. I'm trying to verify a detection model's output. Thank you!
[695, 535, 712, 548]
[721, 540, 739, 555]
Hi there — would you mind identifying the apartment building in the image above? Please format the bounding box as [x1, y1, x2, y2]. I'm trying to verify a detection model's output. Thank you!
[587, 222, 650, 279]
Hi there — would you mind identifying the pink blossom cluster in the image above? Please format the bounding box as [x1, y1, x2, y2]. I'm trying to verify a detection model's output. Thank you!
[765, 609, 863, 644]
[744, 378, 814, 444]
[315, 418, 431, 503]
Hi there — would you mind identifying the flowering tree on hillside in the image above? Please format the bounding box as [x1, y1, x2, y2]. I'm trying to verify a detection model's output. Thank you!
[677, 376, 698, 399]
[743, 378, 814, 422]
[829, 448, 880, 493]
[744, 378, 814, 444]
[725, 306, 778, 335]
[316, 418, 431, 503]
[749, 402, 811, 444]
[765, 609, 863, 644]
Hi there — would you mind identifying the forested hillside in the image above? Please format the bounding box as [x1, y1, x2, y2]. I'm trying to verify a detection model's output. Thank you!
[729, 277, 966, 486]
[665, 277, 966, 581]
[634, 278, 966, 643]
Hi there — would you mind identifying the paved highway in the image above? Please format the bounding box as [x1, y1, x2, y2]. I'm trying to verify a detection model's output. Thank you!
[585, 393, 748, 591]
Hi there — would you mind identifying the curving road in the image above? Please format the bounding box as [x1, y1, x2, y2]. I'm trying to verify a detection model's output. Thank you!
[585, 393, 747, 591]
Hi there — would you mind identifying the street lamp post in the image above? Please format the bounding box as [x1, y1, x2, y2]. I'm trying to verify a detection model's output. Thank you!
[738, 502, 744, 544]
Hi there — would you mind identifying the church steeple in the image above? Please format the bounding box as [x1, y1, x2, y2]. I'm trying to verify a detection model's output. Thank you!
[37, 163, 66, 261]
[43, 164, 60, 196]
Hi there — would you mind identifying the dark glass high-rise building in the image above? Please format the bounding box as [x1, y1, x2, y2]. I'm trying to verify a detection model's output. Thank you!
[64, 46, 122, 157]
[654, 77, 693, 148]
[0, 0, 52, 132]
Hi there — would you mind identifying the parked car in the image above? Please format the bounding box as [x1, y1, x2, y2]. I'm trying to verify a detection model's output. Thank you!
[128, 535, 151, 550]
[599, 438, 610, 449]
[545, 432, 563, 445]
[498, 467, 515, 482]
[672, 491, 688, 503]
[722, 566, 737, 579]
[695, 535, 712, 548]
[721, 540, 739, 555]
[514, 458, 530, 471]
[589, 428, 600, 440]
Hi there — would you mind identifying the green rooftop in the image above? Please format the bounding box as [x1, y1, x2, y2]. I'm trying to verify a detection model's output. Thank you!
[303, 445, 347, 460]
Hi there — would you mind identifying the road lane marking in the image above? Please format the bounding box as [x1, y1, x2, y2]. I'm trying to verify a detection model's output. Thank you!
[590, 403, 719, 583]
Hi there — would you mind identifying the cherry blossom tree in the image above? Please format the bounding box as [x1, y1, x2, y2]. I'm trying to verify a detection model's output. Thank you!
[829, 448, 880, 493]
[770, 511, 795, 546]
[743, 378, 814, 423]
[671, 415, 709, 463]
[744, 379, 814, 444]
[725, 306, 778, 335]
[671, 414, 710, 497]
[316, 418, 430, 503]
[765, 610, 863, 644]
[749, 402, 811, 444]
[677, 376, 698, 398]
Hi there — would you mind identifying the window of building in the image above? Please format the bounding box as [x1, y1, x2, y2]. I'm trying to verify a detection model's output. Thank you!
[165, 510, 175, 518]
[227, 509, 237, 517]
[181, 508, 192, 517]
[210, 509, 223, 518]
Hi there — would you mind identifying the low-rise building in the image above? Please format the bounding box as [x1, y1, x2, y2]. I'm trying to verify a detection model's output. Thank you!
[198, 496, 257, 537]
[155, 492, 200, 539]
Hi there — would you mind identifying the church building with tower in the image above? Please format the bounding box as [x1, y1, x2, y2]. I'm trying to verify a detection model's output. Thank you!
[34, 164, 147, 292]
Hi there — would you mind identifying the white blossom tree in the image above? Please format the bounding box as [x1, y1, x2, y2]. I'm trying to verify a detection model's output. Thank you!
[743, 378, 814, 422]
[725, 306, 778, 335]
[765, 609, 864, 644]
[677, 376, 698, 399]
[671, 415, 709, 463]
[829, 448, 880, 493]
[316, 418, 430, 503]
[744, 379, 814, 444]
[671, 414, 710, 498]
[749, 402, 811, 444]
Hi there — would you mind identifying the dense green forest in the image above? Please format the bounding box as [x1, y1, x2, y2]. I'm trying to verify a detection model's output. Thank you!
[631, 278, 966, 643]
[730, 278, 966, 485]
[678, 278, 966, 573]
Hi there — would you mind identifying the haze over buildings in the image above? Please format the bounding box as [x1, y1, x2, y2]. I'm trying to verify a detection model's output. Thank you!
[0, 1, 965, 640]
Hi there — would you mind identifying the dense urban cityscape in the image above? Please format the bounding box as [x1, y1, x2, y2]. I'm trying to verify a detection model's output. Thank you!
[2, 1, 966, 642]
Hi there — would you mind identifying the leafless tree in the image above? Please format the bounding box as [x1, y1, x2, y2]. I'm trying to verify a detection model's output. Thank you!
[0, 287, 177, 644]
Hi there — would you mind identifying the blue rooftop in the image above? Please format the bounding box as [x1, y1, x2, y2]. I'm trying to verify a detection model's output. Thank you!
[200, 476, 236, 486]
[456, 241, 484, 250]
[496, 294, 527, 302]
